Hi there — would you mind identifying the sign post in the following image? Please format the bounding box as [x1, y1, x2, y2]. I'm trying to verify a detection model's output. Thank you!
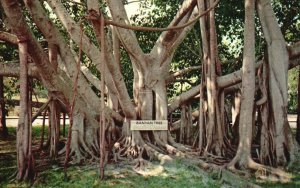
[130, 120, 168, 131]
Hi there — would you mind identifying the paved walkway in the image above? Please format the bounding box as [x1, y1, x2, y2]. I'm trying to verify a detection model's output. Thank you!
[6, 116, 69, 127]
[5, 115, 297, 128]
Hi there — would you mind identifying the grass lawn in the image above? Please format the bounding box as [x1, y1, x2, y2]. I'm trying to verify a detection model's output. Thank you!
[1, 126, 300, 187]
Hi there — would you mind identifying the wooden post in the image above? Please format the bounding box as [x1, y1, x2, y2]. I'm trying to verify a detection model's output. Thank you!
[40, 110, 46, 149]
[186, 105, 192, 145]
[63, 112, 66, 137]
[48, 43, 61, 159]
[296, 67, 300, 144]
[49, 92, 61, 159]
[0, 76, 8, 138]
[180, 105, 186, 144]
[99, 12, 106, 180]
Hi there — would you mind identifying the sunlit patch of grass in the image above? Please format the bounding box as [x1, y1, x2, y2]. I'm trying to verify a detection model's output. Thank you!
[29, 161, 219, 188]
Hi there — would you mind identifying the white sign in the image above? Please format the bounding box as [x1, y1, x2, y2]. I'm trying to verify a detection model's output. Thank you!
[130, 120, 168, 131]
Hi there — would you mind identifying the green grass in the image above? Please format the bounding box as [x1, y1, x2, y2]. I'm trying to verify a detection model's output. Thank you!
[1, 126, 300, 187]
[33, 161, 218, 188]
[0, 125, 68, 187]
[6, 124, 69, 140]
[1, 127, 218, 188]
[0, 160, 219, 188]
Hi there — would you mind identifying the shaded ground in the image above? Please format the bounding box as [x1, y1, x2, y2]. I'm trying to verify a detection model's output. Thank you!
[0, 126, 220, 188]
[1, 127, 300, 187]
[0, 134, 17, 185]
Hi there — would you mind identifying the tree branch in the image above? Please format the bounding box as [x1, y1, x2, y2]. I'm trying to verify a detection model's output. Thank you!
[24, 0, 101, 111]
[0, 62, 39, 78]
[106, 0, 146, 68]
[47, 0, 119, 97]
[1, 0, 119, 126]
[151, 0, 197, 66]
[0, 31, 18, 44]
[218, 41, 300, 88]
[168, 84, 200, 114]
[288, 41, 300, 61]
[168, 42, 300, 113]
[166, 66, 201, 83]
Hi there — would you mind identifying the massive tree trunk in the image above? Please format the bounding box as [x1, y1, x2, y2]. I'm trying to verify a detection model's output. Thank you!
[257, 0, 299, 166]
[106, 0, 197, 160]
[228, 0, 255, 169]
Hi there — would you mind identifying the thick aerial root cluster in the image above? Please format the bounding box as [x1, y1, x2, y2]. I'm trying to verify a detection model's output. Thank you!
[59, 134, 99, 164]
[113, 131, 193, 166]
[59, 113, 99, 164]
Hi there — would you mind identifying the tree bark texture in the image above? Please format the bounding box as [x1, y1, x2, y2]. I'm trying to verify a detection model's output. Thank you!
[257, 0, 298, 165]
[228, 0, 255, 168]
[17, 39, 34, 181]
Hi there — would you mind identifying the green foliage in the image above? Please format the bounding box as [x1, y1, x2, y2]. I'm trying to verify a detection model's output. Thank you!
[0, 0, 299, 111]
[0, 44, 18, 62]
[272, 0, 300, 43]
[120, 48, 134, 97]
[127, 0, 300, 109]
[1, 131, 220, 188]
[288, 68, 299, 113]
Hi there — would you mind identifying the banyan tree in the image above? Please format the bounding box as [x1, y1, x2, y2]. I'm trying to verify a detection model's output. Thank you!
[0, 0, 300, 182]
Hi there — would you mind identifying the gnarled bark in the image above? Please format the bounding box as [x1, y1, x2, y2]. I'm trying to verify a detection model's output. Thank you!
[257, 0, 299, 166]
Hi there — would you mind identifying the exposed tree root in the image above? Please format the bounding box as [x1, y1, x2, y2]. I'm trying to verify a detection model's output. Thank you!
[59, 113, 99, 164]
[177, 158, 260, 188]
[111, 125, 200, 168]
[227, 157, 291, 183]
[111, 119, 195, 167]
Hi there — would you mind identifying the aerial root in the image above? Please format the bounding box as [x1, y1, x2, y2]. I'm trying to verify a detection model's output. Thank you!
[227, 157, 291, 183]
[113, 136, 173, 165]
[153, 134, 185, 157]
[167, 133, 193, 152]
[58, 139, 99, 164]
[133, 147, 146, 171]
[188, 159, 260, 187]
[199, 152, 231, 165]
[248, 160, 291, 183]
